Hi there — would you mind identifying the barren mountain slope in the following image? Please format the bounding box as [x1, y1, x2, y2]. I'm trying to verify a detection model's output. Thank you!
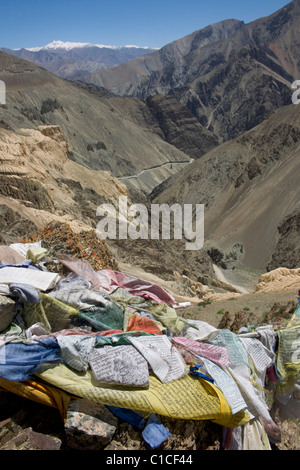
[0, 122, 216, 290]
[151, 103, 300, 272]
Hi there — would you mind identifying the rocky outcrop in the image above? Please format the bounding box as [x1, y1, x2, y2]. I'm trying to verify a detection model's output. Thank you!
[87, 19, 244, 96]
[0, 425, 62, 450]
[0, 125, 129, 244]
[254, 267, 300, 293]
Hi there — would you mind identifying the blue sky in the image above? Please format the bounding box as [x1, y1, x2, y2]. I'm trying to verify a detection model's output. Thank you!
[0, 0, 292, 49]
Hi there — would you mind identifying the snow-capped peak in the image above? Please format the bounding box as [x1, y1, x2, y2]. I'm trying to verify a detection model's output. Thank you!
[26, 40, 94, 51]
[20, 40, 155, 52]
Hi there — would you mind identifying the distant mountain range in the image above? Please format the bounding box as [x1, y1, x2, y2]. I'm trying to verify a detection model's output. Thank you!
[0, 40, 157, 81]
[87, 0, 300, 143]
[0, 49, 202, 193]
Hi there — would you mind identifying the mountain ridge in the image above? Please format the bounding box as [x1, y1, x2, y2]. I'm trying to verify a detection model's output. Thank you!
[1, 41, 157, 81]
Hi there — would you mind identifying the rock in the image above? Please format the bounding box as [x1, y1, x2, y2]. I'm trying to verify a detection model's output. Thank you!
[151, 104, 300, 273]
[0, 426, 61, 450]
[64, 399, 118, 450]
[211, 278, 241, 293]
[38, 124, 66, 145]
[0, 418, 22, 447]
[254, 268, 300, 293]
[230, 310, 256, 333]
